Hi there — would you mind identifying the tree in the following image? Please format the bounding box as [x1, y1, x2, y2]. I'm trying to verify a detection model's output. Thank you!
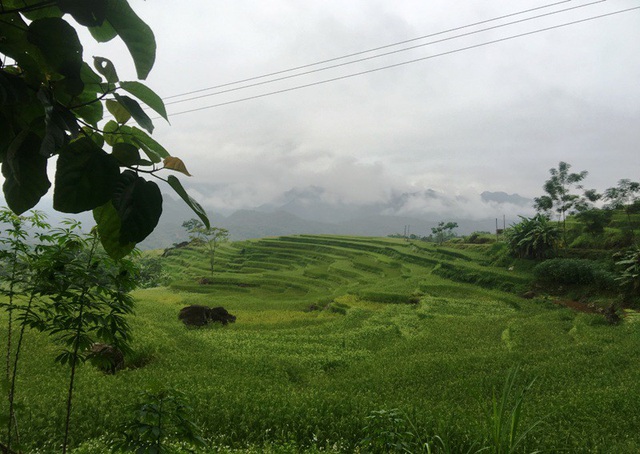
[0, 0, 209, 259]
[0, 208, 50, 452]
[431, 221, 458, 245]
[182, 219, 229, 279]
[604, 179, 640, 235]
[574, 208, 612, 236]
[534, 162, 589, 243]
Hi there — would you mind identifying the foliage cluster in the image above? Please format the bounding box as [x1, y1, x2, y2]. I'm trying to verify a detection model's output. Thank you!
[466, 232, 494, 244]
[134, 254, 171, 288]
[110, 388, 206, 453]
[0, 208, 139, 452]
[0, 0, 209, 260]
[504, 214, 559, 260]
[614, 247, 640, 297]
[533, 258, 617, 291]
[430, 222, 459, 245]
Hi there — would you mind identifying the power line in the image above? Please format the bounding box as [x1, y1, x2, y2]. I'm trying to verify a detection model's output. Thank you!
[164, 6, 639, 119]
[164, 0, 606, 107]
[162, 0, 575, 102]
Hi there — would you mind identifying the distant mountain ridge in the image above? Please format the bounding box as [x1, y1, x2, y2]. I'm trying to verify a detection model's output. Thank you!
[139, 186, 533, 249]
[481, 191, 532, 206]
[1, 188, 533, 250]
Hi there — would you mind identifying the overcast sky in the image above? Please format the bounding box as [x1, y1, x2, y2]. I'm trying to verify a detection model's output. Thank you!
[13, 1, 640, 219]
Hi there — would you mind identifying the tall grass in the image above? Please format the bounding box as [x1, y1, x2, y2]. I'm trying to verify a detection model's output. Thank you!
[484, 366, 541, 454]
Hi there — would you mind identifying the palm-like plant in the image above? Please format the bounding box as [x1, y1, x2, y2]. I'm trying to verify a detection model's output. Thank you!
[505, 214, 560, 260]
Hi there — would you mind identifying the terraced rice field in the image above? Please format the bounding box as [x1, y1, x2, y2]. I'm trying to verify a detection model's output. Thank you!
[5, 235, 640, 453]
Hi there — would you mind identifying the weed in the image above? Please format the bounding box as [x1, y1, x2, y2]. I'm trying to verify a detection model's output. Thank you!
[359, 408, 417, 453]
[110, 388, 206, 453]
[483, 366, 541, 454]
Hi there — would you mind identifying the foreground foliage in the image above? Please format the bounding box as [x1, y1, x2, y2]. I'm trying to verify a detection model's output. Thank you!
[0, 0, 208, 259]
[0, 209, 139, 452]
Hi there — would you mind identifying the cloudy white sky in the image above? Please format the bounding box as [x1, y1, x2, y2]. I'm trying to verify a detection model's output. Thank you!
[18, 1, 640, 220]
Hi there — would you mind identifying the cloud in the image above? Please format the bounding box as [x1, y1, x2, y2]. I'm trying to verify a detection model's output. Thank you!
[3, 0, 639, 226]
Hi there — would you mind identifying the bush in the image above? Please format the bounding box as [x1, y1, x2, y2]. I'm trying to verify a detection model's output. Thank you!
[534, 259, 616, 290]
[466, 232, 494, 244]
[505, 214, 560, 259]
[614, 247, 640, 295]
[575, 208, 613, 235]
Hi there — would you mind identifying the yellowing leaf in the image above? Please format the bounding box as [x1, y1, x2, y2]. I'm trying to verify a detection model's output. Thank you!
[163, 156, 191, 176]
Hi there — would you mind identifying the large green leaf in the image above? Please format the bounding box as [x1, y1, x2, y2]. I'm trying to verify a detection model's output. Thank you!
[38, 88, 80, 156]
[73, 96, 103, 126]
[1, 132, 51, 214]
[104, 0, 156, 80]
[112, 142, 140, 166]
[58, 0, 107, 27]
[130, 126, 169, 160]
[93, 201, 136, 259]
[102, 122, 161, 164]
[0, 114, 15, 162]
[167, 175, 210, 229]
[0, 71, 30, 105]
[106, 99, 131, 124]
[10, 0, 63, 20]
[112, 170, 162, 243]
[93, 56, 119, 84]
[0, 13, 46, 78]
[113, 93, 153, 133]
[102, 120, 122, 146]
[27, 18, 84, 84]
[120, 81, 168, 121]
[81, 61, 104, 90]
[69, 64, 105, 125]
[88, 20, 118, 42]
[53, 137, 120, 213]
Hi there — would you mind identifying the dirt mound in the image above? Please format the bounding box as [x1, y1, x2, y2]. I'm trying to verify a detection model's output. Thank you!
[555, 300, 622, 325]
[89, 343, 124, 374]
[554, 299, 601, 314]
[178, 305, 236, 327]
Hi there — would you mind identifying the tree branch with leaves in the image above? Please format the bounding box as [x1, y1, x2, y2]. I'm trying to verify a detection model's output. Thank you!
[0, 0, 209, 259]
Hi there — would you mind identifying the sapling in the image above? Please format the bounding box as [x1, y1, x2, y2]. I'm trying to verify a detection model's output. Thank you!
[29, 222, 138, 453]
[0, 208, 50, 451]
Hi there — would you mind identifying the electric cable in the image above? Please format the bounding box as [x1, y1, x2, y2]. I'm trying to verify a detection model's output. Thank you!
[162, 0, 577, 101]
[163, 0, 607, 107]
[162, 5, 639, 119]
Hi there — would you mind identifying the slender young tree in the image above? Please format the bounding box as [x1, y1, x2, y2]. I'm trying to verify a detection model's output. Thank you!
[0, 208, 50, 452]
[604, 179, 640, 234]
[26, 221, 137, 453]
[182, 219, 229, 279]
[431, 221, 458, 245]
[534, 161, 588, 244]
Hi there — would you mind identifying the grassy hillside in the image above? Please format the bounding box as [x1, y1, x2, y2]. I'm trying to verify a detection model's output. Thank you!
[4, 235, 640, 453]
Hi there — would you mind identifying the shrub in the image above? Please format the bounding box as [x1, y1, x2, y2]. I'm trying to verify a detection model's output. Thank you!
[575, 208, 613, 235]
[534, 258, 616, 290]
[614, 247, 640, 295]
[505, 214, 560, 259]
[467, 232, 494, 244]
